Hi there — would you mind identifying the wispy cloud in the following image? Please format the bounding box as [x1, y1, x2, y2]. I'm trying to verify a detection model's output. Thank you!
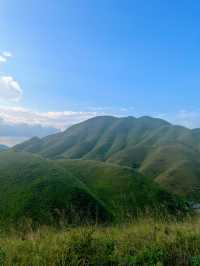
[0, 105, 137, 130]
[0, 76, 22, 103]
[0, 106, 100, 130]
[0, 51, 12, 64]
[0, 55, 7, 63]
[2, 51, 12, 58]
[0, 106, 102, 146]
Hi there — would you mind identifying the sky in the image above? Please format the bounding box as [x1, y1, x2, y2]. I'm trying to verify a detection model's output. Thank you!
[1, 0, 200, 145]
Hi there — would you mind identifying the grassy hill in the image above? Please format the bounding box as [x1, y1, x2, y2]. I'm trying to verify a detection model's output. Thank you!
[14, 115, 200, 198]
[0, 151, 111, 225]
[0, 151, 185, 225]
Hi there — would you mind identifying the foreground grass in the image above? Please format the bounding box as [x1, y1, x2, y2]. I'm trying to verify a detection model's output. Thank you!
[1, 217, 200, 265]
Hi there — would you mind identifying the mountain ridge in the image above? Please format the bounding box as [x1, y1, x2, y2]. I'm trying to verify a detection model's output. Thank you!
[14, 115, 200, 198]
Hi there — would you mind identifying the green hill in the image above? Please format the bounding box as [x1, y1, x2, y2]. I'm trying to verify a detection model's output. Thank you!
[14, 115, 200, 198]
[0, 151, 184, 225]
[0, 151, 110, 225]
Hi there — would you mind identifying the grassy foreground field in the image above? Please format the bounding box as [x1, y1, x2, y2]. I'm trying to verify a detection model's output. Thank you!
[1, 217, 200, 265]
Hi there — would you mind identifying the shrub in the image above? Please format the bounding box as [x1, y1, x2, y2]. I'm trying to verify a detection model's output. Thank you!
[60, 229, 116, 266]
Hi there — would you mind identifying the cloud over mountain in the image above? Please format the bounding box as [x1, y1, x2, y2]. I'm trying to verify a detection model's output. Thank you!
[0, 106, 98, 130]
[0, 106, 99, 146]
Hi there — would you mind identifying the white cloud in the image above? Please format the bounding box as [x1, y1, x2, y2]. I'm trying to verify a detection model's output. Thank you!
[0, 106, 108, 146]
[0, 51, 12, 64]
[0, 55, 7, 63]
[0, 106, 99, 130]
[0, 76, 22, 102]
[2, 51, 12, 58]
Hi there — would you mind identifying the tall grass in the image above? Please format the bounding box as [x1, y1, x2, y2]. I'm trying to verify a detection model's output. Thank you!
[1, 216, 200, 265]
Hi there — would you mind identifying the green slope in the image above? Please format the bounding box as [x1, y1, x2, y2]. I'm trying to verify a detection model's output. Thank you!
[14, 115, 200, 198]
[0, 151, 184, 225]
[14, 116, 170, 162]
[59, 159, 185, 218]
[0, 151, 111, 224]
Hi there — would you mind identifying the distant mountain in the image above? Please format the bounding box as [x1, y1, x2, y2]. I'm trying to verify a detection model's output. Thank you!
[0, 144, 8, 151]
[0, 121, 59, 138]
[14, 115, 200, 199]
[0, 151, 182, 224]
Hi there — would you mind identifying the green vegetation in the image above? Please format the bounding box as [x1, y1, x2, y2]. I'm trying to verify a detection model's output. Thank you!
[0, 151, 186, 226]
[14, 115, 200, 199]
[0, 151, 110, 225]
[1, 218, 200, 265]
[3, 116, 200, 264]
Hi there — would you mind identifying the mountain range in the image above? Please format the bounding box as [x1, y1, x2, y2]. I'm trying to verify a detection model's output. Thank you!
[0, 115, 198, 225]
[14, 115, 200, 199]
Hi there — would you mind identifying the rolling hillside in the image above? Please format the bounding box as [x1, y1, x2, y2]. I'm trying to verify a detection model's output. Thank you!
[14, 115, 200, 198]
[0, 151, 184, 224]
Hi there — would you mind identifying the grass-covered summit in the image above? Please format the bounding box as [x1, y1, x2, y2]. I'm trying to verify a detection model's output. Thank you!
[14, 115, 200, 198]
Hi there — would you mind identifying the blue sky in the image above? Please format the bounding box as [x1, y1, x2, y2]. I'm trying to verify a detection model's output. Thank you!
[1, 0, 200, 141]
